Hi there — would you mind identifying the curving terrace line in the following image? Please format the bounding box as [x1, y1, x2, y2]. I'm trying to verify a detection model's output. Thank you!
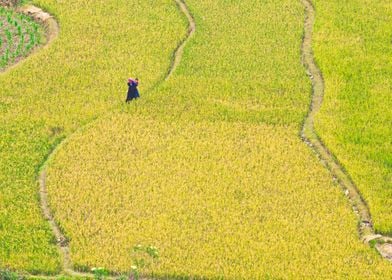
[35, 0, 196, 277]
[300, 0, 392, 261]
[166, 0, 196, 81]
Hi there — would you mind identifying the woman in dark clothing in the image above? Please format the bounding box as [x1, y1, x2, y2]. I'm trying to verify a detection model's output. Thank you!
[126, 78, 140, 102]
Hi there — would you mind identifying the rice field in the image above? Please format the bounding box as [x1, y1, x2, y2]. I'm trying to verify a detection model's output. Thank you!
[312, 0, 392, 235]
[0, 0, 391, 278]
[0, 0, 184, 273]
[46, 118, 392, 279]
[44, 0, 392, 278]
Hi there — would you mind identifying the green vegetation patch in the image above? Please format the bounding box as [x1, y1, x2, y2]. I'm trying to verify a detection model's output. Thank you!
[0, 6, 43, 69]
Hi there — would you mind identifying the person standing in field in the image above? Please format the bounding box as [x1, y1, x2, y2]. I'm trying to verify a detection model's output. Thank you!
[126, 77, 140, 102]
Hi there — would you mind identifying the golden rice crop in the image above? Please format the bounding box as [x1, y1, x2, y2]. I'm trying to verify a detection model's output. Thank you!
[0, 0, 185, 273]
[46, 117, 392, 278]
[2, 0, 391, 277]
[312, 0, 392, 234]
[44, 0, 392, 278]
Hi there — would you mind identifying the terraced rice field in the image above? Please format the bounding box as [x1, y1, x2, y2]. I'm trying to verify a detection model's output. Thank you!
[0, 0, 391, 279]
[0, 0, 185, 273]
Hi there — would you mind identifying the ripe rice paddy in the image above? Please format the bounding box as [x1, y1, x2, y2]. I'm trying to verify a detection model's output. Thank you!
[0, 0, 391, 278]
[46, 118, 392, 278]
[44, 0, 392, 278]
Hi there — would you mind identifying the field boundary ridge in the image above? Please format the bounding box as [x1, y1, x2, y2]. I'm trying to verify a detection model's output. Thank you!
[165, 0, 196, 80]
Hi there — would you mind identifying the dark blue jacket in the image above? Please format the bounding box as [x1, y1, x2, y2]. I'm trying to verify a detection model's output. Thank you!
[126, 81, 139, 101]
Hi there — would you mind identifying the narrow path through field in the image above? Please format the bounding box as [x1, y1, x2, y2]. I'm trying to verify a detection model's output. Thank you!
[36, 0, 196, 277]
[300, 0, 392, 261]
[166, 0, 195, 81]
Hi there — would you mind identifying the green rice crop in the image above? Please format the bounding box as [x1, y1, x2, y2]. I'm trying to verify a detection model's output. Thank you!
[312, 0, 392, 234]
[0, 6, 42, 69]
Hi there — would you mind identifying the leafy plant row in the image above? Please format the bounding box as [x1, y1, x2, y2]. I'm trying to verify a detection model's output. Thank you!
[0, 6, 42, 69]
